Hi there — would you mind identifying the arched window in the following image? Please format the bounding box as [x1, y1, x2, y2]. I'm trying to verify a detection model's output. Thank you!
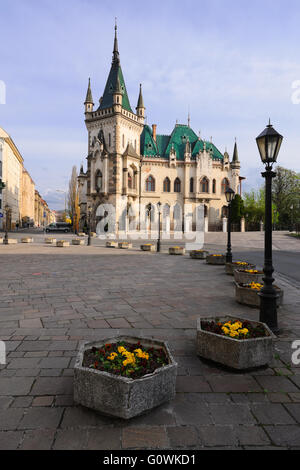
[200, 177, 209, 193]
[204, 205, 208, 217]
[221, 178, 230, 194]
[128, 173, 132, 189]
[145, 175, 155, 192]
[190, 177, 194, 193]
[163, 177, 170, 192]
[95, 170, 103, 192]
[212, 179, 216, 194]
[174, 177, 181, 193]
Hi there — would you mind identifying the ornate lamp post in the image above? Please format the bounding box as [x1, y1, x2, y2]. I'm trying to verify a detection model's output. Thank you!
[157, 202, 162, 252]
[256, 120, 283, 333]
[87, 205, 92, 246]
[225, 187, 235, 263]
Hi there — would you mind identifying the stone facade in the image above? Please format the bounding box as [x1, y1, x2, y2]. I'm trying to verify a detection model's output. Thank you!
[78, 26, 243, 234]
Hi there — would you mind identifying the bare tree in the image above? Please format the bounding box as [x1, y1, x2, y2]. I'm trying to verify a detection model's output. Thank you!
[68, 166, 80, 232]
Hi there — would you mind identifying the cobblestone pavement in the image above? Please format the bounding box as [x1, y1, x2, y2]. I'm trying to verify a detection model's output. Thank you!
[0, 242, 299, 450]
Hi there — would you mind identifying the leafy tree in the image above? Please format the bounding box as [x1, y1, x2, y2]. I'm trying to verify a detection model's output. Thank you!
[230, 194, 245, 223]
[272, 166, 300, 228]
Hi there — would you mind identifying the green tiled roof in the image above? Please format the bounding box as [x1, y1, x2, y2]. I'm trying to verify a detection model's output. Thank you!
[98, 26, 133, 113]
[99, 64, 132, 112]
[140, 124, 224, 161]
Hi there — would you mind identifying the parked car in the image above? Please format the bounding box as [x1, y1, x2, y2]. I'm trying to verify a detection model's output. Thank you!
[45, 222, 72, 233]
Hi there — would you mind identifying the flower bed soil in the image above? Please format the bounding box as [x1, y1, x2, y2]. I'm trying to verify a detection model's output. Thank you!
[83, 340, 169, 380]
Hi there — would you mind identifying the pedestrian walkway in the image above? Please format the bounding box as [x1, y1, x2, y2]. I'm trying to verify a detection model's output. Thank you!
[0, 245, 299, 449]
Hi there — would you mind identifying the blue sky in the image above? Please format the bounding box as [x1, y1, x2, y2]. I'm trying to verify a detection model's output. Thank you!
[0, 0, 300, 209]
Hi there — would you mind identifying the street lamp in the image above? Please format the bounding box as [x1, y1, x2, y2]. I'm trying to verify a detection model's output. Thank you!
[157, 202, 162, 252]
[4, 204, 10, 243]
[225, 187, 235, 263]
[87, 205, 92, 246]
[256, 120, 283, 333]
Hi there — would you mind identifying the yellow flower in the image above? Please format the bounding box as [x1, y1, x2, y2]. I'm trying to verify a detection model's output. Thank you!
[107, 352, 117, 361]
[118, 346, 126, 353]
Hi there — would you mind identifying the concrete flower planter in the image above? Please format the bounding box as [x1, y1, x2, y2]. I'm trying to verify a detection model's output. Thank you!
[21, 237, 33, 243]
[0, 238, 3, 244]
[118, 242, 132, 249]
[72, 239, 85, 245]
[78, 232, 86, 237]
[169, 246, 185, 255]
[225, 262, 256, 275]
[106, 241, 118, 248]
[190, 250, 209, 259]
[45, 238, 56, 244]
[197, 316, 275, 370]
[206, 254, 226, 265]
[234, 269, 264, 284]
[90, 232, 97, 237]
[56, 240, 70, 247]
[74, 336, 177, 419]
[3, 238, 18, 244]
[235, 282, 283, 308]
[141, 244, 156, 252]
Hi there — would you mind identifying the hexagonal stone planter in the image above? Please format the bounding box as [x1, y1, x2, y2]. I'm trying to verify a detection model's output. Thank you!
[72, 239, 85, 245]
[206, 254, 226, 265]
[197, 316, 275, 370]
[106, 241, 118, 248]
[3, 238, 18, 244]
[74, 336, 177, 419]
[45, 237, 56, 244]
[234, 269, 264, 285]
[190, 250, 209, 259]
[235, 282, 283, 308]
[141, 244, 155, 252]
[169, 246, 185, 255]
[118, 242, 132, 249]
[21, 237, 33, 243]
[56, 240, 70, 247]
[225, 261, 256, 275]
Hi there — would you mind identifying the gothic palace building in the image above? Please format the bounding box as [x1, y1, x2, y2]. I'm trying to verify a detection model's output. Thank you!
[78, 25, 243, 234]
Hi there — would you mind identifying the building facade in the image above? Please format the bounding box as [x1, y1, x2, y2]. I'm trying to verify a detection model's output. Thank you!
[0, 127, 23, 230]
[0, 126, 53, 230]
[78, 26, 242, 234]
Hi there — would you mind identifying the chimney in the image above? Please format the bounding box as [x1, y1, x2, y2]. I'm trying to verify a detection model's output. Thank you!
[152, 124, 157, 142]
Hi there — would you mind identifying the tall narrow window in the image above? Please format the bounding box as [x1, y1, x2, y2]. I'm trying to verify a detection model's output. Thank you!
[95, 170, 103, 192]
[190, 177, 194, 193]
[122, 134, 125, 148]
[212, 179, 216, 194]
[221, 178, 230, 193]
[108, 133, 111, 147]
[128, 173, 132, 189]
[145, 175, 155, 192]
[174, 178, 181, 193]
[200, 177, 209, 193]
[163, 177, 170, 192]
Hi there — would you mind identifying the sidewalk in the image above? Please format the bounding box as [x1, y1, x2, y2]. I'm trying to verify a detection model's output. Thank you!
[0, 244, 299, 449]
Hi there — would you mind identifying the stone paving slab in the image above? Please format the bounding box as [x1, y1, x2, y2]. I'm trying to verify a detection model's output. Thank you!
[0, 244, 299, 449]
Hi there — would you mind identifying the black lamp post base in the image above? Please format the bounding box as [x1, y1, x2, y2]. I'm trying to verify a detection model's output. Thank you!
[259, 292, 279, 334]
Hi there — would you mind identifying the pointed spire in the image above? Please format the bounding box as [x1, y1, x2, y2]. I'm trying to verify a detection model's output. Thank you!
[84, 78, 94, 104]
[112, 18, 120, 65]
[114, 75, 122, 94]
[187, 109, 190, 127]
[137, 83, 144, 109]
[232, 138, 239, 162]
